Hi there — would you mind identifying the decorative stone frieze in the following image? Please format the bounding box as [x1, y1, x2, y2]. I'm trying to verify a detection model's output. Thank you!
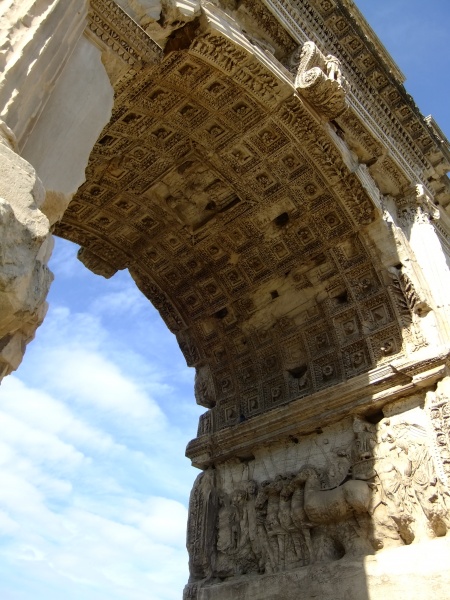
[185, 398, 450, 595]
[89, 0, 163, 65]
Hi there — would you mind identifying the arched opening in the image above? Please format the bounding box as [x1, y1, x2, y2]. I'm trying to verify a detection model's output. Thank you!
[1, 1, 450, 599]
[0, 237, 203, 598]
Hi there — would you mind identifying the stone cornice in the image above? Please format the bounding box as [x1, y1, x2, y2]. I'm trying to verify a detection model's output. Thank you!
[336, 0, 405, 83]
[261, 0, 449, 206]
[186, 346, 450, 467]
[88, 0, 163, 66]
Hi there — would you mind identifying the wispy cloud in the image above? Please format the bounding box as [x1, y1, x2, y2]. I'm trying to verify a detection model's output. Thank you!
[0, 371, 192, 599]
[0, 239, 203, 599]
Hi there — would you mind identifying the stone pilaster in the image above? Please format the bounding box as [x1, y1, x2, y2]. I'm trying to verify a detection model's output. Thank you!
[0, 0, 89, 147]
[397, 185, 450, 342]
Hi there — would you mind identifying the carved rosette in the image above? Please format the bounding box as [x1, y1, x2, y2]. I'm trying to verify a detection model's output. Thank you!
[295, 41, 347, 120]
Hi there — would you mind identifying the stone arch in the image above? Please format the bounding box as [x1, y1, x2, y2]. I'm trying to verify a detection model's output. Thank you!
[2, 3, 450, 598]
[51, 15, 414, 441]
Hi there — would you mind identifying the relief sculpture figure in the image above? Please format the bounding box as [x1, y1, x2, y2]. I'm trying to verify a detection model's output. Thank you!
[187, 469, 219, 580]
[296, 465, 374, 559]
[244, 481, 263, 572]
[255, 481, 278, 573]
[264, 477, 285, 571]
[279, 477, 311, 567]
[231, 488, 258, 574]
[189, 417, 450, 584]
[215, 491, 236, 576]
[297, 465, 371, 524]
[374, 421, 449, 544]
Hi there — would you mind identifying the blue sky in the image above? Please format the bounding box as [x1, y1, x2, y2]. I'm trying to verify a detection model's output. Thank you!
[1, 2, 449, 599]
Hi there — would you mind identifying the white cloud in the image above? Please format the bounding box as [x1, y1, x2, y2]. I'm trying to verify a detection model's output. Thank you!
[15, 304, 169, 429]
[42, 346, 167, 424]
[0, 509, 19, 536]
[90, 284, 149, 318]
[0, 287, 200, 600]
[0, 378, 117, 454]
[122, 496, 188, 546]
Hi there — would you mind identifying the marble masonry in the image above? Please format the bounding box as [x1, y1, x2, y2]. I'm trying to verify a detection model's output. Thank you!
[1, 1, 450, 598]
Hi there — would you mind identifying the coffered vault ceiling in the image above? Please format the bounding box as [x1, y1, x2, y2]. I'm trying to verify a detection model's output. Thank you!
[55, 4, 424, 433]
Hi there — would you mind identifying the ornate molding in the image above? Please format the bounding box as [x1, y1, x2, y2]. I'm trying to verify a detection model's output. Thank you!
[88, 0, 163, 66]
[427, 390, 450, 485]
[187, 347, 450, 467]
[398, 184, 440, 227]
[262, 0, 447, 202]
[294, 40, 347, 119]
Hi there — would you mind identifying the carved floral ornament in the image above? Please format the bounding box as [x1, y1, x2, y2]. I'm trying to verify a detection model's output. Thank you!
[397, 184, 441, 227]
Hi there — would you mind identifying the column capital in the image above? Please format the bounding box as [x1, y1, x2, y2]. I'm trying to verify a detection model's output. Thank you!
[398, 184, 440, 226]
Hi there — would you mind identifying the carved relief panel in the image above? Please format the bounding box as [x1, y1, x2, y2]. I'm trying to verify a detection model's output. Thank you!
[186, 397, 450, 596]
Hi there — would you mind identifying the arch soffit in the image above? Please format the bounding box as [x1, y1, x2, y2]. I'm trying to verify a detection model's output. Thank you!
[55, 13, 407, 431]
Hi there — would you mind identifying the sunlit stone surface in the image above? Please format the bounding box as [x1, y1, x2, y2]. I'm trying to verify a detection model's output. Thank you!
[1, 1, 450, 598]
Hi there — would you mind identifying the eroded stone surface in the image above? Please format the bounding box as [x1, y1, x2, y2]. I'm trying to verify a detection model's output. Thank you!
[0, 139, 52, 378]
[192, 537, 450, 600]
[116, 0, 201, 44]
[1, 1, 450, 599]
[21, 35, 115, 224]
[0, 0, 88, 145]
[185, 394, 450, 587]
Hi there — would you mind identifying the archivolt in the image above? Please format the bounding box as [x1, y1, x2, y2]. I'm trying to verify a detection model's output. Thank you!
[56, 18, 408, 433]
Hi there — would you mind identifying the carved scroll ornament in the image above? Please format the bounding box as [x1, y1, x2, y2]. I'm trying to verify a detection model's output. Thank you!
[294, 41, 347, 120]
